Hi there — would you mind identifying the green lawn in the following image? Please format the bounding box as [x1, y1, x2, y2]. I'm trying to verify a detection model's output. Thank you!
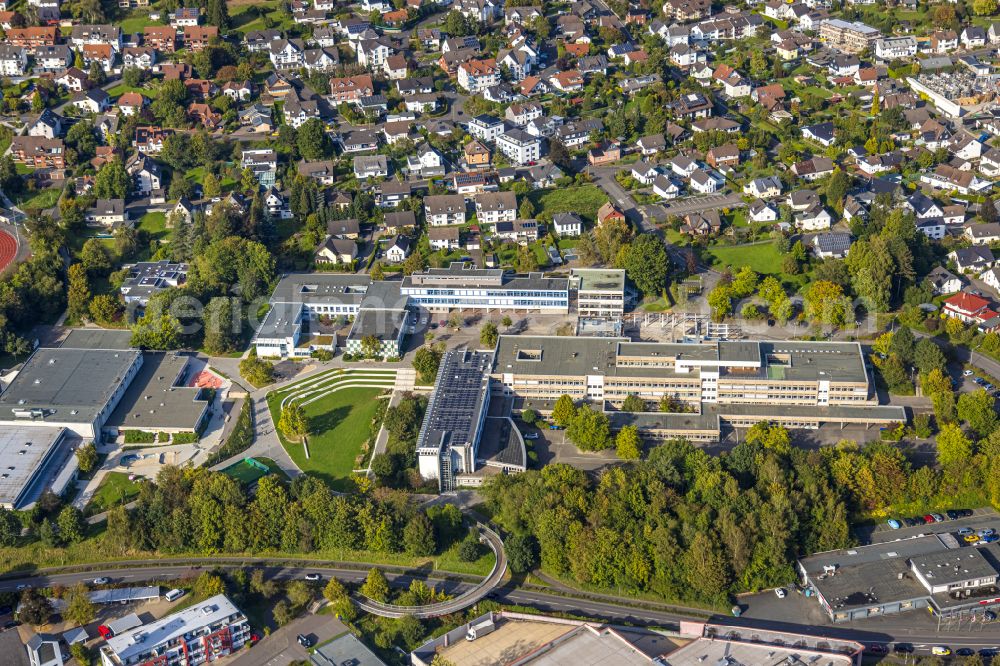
[14, 187, 60, 211]
[138, 211, 169, 242]
[106, 82, 158, 100]
[221, 457, 286, 485]
[84, 472, 143, 516]
[119, 15, 159, 33]
[527, 185, 607, 224]
[706, 241, 784, 275]
[269, 387, 387, 490]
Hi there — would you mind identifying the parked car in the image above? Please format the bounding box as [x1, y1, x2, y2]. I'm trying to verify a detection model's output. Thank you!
[959, 509, 974, 517]
[887, 519, 901, 529]
[978, 528, 996, 538]
[959, 527, 974, 536]
[984, 611, 996, 622]
[931, 513, 945, 522]
[865, 645, 887, 655]
[904, 517, 920, 527]
[931, 646, 951, 656]
[964, 370, 974, 376]
[524, 432, 539, 440]
[894, 643, 914, 654]
[774, 587, 787, 599]
[946, 510, 959, 520]
[304, 573, 321, 582]
[964, 534, 980, 543]
[982, 534, 999, 544]
[297, 634, 312, 648]
[923, 514, 936, 524]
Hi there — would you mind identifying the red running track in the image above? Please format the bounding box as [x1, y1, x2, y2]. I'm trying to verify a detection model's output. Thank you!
[0, 229, 16, 273]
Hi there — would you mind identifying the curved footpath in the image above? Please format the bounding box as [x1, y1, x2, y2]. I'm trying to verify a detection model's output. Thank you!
[355, 524, 507, 619]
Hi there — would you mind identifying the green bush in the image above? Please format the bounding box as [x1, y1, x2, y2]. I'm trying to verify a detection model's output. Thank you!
[172, 432, 199, 445]
[123, 430, 156, 444]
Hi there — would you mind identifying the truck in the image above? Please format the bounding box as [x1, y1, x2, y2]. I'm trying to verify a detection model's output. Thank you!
[466, 618, 496, 641]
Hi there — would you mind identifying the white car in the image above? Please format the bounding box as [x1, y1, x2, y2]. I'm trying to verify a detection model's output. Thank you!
[964, 370, 974, 377]
[931, 646, 951, 656]
[92, 577, 110, 585]
[774, 587, 787, 599]
[304, 573, 321, 582]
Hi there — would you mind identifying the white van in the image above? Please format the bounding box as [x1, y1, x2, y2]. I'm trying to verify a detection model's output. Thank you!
[164, 588, 185, 602]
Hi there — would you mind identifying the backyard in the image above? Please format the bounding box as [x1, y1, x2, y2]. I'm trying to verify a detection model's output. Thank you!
[527, 184, 606, 224]
[268, 385, 388, 490]
[705, 241, 784, 275]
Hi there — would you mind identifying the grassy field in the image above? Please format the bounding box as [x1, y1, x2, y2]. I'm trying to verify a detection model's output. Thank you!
[138, 211, 169, 242]
[84, 472, 143, 516]
[119, 15, 159, 33]
[527, 185, 606, 224]
[14, 187, 60, 211]
[706, 241, 784, 275]
[269, 386, 387, 490]
[221, 457, 285, 485]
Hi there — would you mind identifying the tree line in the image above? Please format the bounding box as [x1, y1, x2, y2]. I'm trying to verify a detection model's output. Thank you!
[481, 421, 1000, 606]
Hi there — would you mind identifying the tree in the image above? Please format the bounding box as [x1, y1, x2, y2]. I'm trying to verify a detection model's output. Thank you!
[287, 580, 314, 609]
[57, 505, 85, 544]
[521, 408, 538, 425]
[615, 234, 669, 298]
[67, 264, 91, 321]
[203, 297, 238, 355]
[202, 172, 221, 198]
[458, 532, 483, 561]
[130, 314, 183, 350]
[297, 119, 330, 161]
[981, 193, 1000, 224]
[360, 568, 390, 602]
[273, 600, 294, 626]
[81, 239, 113, 276]
[403, 512, 436, 556]
[615, 425, 642, 460]
[745, 422, 792, 454]
[65, 583, 96, 626]
[240, 348, 274, 387]
[889, 326, 915, 365]
[506, 533, 539, 573]
[18, 589, 52, 625]
[621, 394, 646, 412]
[195, 571, 227, 598]
[501, 315, 513, 328]
[937, 422, 973, 469]
[206, 0, 231, 30]
[361, 334, 380, 358]
[566, 405, 611, 451]
[551, 394, 576, 427]
[370, 263, 385, 281]
[914, 338, 947, 375]
[480, 322, 499, 348]
[323, 577, 356, 621]
[412, 345, 443, 385]
[0, 506, 19, 546]
[70, 643, 92, 666]
[974, 0, 997, 15]
[279, 403, 309, 440]
[93, 157, 131, 199]
[804, 280, 848, 327]
[518, 199, 535, 219]
[89, 294, 123, 327]
[958, 390, 998, 438]
[88, 60, 106, 85]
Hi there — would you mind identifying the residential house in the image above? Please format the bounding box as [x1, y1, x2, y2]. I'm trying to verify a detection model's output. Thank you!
[552, 212, 583, 236]
[425, 194, 467, 226]
[943, 291, 999, 330]
[315, 236, 358, 265]
[966, 223, 1000, 245]
[748, 199, 778, 223]
[475, 191, 517, 225]
[925, 266, 964, 294]
[949, 246, 995, 273]
[85, 199, 128, 228]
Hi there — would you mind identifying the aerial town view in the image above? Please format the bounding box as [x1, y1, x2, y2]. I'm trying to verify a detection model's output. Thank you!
[3, 0, 1000, 663]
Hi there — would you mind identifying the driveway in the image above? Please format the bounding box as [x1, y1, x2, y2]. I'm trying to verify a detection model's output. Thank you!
[229, 614, 349, 666]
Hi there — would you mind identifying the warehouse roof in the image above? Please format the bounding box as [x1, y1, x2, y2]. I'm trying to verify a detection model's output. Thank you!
[0, 425, 65, 508]
[105, 353, 209, 431]
[0, 348, 141, 424]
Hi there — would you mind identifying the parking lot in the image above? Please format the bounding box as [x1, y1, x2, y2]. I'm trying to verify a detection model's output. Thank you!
[863, 507, 1000, 546]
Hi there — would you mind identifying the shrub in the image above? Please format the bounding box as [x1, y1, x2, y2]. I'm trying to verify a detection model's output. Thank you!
[123, 430, 156, 444]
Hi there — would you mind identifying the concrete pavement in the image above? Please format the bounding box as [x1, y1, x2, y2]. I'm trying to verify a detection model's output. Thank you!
[229, 614, 349, 666]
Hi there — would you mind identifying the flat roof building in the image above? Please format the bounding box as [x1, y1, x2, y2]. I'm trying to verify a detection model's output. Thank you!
[100, 594, 250, 666]
[104, 352, 210, 436]
[799, 532, 1000, 622]
[492, 336, 905, 443]
[401, 262, 569, 314]
[417, 349, 497, 491]
[570, 268, 626, 318]
[0, 425, 69, 509]
[0, 347, 143, 440]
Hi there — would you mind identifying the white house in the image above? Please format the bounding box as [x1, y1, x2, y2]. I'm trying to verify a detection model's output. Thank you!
[796, 205, 833, 231]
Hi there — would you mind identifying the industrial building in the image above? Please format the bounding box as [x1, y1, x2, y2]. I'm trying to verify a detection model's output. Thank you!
[0, 425, 73, 509]
[491, 336, 905, 440]
[99, 594, 250, 666]
[416, 349, 526, 490]
[799, 533, 1000, 622]
[253, 264, 597, 358]
[411, 611, 864, 666]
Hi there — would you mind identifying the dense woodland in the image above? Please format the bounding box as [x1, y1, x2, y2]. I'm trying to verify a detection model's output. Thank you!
[482, 422, 1000, 606]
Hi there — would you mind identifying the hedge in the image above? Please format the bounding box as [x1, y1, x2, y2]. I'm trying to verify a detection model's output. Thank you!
[123, 430, 156, 444]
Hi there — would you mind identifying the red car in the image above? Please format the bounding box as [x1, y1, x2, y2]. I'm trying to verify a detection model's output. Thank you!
[923, 514, 936, 524]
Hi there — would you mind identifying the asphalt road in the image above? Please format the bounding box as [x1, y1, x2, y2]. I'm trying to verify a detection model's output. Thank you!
[10, 560, 1000, 651]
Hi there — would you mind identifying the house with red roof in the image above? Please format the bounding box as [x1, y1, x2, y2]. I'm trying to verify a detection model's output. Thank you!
[943, 292, 1000, 330]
